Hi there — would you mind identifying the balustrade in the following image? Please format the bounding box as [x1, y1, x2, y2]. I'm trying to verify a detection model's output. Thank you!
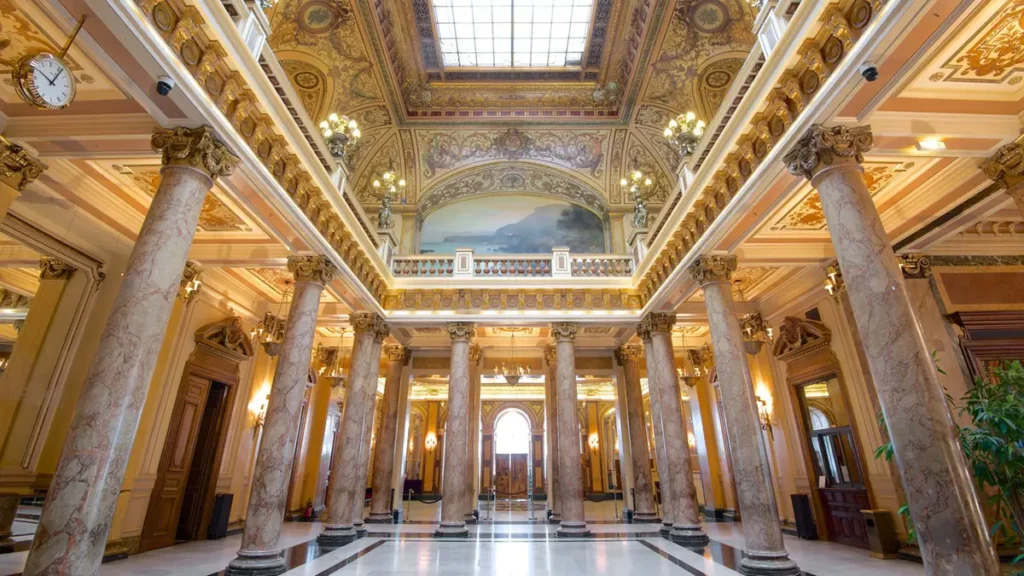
[391, 252, 634, 279]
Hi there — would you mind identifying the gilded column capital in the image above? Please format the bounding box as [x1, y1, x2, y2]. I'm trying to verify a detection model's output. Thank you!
[349, 312, 387, 338]
[447, 322, 475, 342]
[384, 344, 411, 365]
[636, 313, 675, 341]
[896, 253, 931, 279]
[0, 135, 46, 191]
[151, 126, 239, 180]
[981, 133, 1024, 190]
[543, 344, 557, 366]
[39, 257, 75, 280]
[689, 255, 737, 285]
[614, 343, 644, 365]
[0, 288, 31, 308]
[550, 322, 578, 343]
[469, 343, 482, 365]
[783, 124, 873, 180]
[287, 255, 336, 285]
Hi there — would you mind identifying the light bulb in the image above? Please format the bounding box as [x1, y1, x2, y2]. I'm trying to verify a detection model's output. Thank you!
[685, 111, 695, 122]
[664, 127, 673, 138]
[644, 178, 652, 186]
[373, 180, 381, 188]
[348, 119, 358, 129]
[668, 119, 678, 129]
[399, 179, 406, 187]
[620, 178, 628, 186]
[633, 170, 642, 180]
[329, 113, 339, 122]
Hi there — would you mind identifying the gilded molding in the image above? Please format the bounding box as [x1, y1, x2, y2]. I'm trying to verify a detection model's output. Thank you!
[383, 288, 642, 312]
[980, 133, 1024, 190]
[0, 135, 46, 192]
[349, 312, 388, 338]
[447, 322, 475, 342]
[689, 255, 737, 285]
[550, 322, 578, 342]
[636, 313, 674, 341]
[783, 125, 874, 180]
[0, 288, 31, 308]
[896, 253, 931, 279]
[384, 344, 411, 364]
[39, 257, 75, 280]
[287, 255, 336, 285]
[614, 343, 643, 364]
[151, 126, 239, 179]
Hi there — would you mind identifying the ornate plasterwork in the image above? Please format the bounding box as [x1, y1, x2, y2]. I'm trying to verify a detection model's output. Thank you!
[113, 164, 250, 232]
[936, 1, 1024, 85]
[636, 312, 675, 340]
[550, 322, 579, 342]
[0, 288, 31, 308]
[287, 254, 336, 285]
[384, 344, 411, 364]
[783, 125, 874, 181]
[38, 257, 75, 281]
[615, 343, 644, 364]
[981, 133, 1024, 190]
[447, 322, 475, 342]
[0, 135, 46, 192]
[384, 288, 642, 312]
[350, 312, 388, 336]
[689, 254, 737, 285]
[151, 126, 239, 180]
[772, 316, 831, 362]
[196, 317, 254, 358]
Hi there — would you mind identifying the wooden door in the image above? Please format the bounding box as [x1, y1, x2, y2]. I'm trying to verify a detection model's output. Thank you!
[140, 375, 212, 552]
[494, 454, 529, 498]
[819, 487, 870, 549]
[177, 382, 230, 541]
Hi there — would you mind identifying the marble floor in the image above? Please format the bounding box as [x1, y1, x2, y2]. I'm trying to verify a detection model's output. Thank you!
[0, 501, 933, 576]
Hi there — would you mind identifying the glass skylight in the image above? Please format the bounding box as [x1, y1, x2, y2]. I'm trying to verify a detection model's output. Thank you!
[432, 0, 594, 68]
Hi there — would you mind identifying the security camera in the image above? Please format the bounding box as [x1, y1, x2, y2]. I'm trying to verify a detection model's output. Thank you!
[859, 62, 879, 82]
[156, 75, 176, 96]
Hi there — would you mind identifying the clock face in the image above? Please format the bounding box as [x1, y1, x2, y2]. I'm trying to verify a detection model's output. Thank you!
[16, 53, 76, 110]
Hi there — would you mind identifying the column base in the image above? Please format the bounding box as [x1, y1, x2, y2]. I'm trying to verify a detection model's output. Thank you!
[669, 524, 710, 547]
[464, 512, 477, 524]
[548, 512, 562, 525]
[225, 549, 287, 576]
[434, 521, 470, 538]
[353, 521, 367, 535]
[556, 521, 591, 537]
[365, 512, 393, 524]
[318, 525, 360, 546]
[739, 550, 801, 576]
[659, 522, 673, 537]
[632, 511, 662, 524]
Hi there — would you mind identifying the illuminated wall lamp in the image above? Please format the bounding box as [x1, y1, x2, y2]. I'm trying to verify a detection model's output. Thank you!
[756, 395, 774, 442]
[915, 138, 946, 152]
[588, 433, 600, 451]
[425, 431, 438, 451]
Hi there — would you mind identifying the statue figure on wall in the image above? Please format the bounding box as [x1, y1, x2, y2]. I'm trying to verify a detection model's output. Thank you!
[377, 189, 394, 229]
[632, 188, 649, 229]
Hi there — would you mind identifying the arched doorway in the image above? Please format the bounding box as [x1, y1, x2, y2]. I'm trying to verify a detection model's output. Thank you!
[493, 409, 532, 510]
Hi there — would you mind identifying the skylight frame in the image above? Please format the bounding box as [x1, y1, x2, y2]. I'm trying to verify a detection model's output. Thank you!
[431, 0, 596, 69]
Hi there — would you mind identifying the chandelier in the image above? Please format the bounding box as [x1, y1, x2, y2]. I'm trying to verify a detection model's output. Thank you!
[675, 328, 701, 388]
[663, 111, 707, 157]
[495, 331, 530, 385]
[250, 283, 291, 356]
[371, 161, 406, 229]
[319, 113, 361, 159]
[317, 328, 350, 388]
[620, 156, 654, 229]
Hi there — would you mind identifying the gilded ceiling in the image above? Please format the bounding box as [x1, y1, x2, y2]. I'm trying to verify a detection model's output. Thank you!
[267, 0, 756, 216]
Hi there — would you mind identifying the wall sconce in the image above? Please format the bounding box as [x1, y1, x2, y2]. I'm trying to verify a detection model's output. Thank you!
[248, 384, 271, 439]
[425, 431, 438, 451]
[755, 394, 774, 441]
[588, 432, 600, 451]
[823, 261, 845, 300]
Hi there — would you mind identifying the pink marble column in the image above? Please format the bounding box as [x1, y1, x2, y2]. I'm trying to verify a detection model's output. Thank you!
[318, 313, 388, 546]
[436, 323, 473, 537]
[367, 345, 410, 522]
[352, 334, 385, 535]
[22, 127, 237, 576]
[691, 256, 799, 575]
[465, 344, 482, 523]
[785, 125, 1000, 574]
[645, 346, 676, 537]
[639, 315, 709, 546]
[543, 345, 561, 524]
[227, 256, 335, 574]
[615, 345, 661, 524]
[551, 323, 590, 537]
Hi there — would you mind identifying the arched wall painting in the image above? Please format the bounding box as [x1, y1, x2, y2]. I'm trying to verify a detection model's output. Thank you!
[420, 195, 606, 254]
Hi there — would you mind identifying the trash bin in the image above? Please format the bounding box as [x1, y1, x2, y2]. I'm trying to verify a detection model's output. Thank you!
[207, 493, 233, 540]
[790, 494, 817, 540]
[861, 509, 899, 559]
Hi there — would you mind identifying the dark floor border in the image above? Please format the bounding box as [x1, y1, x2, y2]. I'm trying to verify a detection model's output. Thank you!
[366, 531, 663, 540]
[314, 539, 387, 576]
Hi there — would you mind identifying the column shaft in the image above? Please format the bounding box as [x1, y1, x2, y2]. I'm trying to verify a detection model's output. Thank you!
[616, 345, 659, 522]
[464, 345, 482, 522]
[552, 323, 590, 537]
[352, 346, 382, 533]
[23, 127, 236, 576]
[543, 346, 561, 523]
[229, 256, 333, 575]
[788, 125, 999, 574]
[435, 323, 472, 537]
[368, 346, 409, 522]
[647, 356, 675, 535]
[693, 256, 798, 576]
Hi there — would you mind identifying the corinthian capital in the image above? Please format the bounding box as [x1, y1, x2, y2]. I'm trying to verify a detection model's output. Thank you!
[384, 344, 411, 364]
[349, 312, 388, 339]
[447, 322, 475, 342]
[287, 255, 336, 285]
[550, 322, 578, 342]
[615, 343, 644, 365]
[783, 125, 873, 180]
[39, 257, 75, 280]
[689, 255, 737, 285]
[151, 126, 239, 180]
[981, 133, 1024, 190]
[637, 313, 675, 341]
[0, 135, 46, 191]
[469, 344, 482, 365]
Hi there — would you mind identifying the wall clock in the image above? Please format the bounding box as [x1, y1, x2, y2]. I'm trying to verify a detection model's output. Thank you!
[11, 16, 86, 111]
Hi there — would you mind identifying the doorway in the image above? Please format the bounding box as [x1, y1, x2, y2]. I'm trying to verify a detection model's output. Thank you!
[493, 410, 532, 510]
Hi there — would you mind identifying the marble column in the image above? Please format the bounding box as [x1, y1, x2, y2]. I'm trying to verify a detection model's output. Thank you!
[551, 323, 590, 537]
[0, 494, 18, 552]
[436, 322, 473, 537]
[352, 332, 385, 535]
[615, 344, 661, 523]
[691, 256, 798, 575]
[543, 345, 561, 523]
[22, 127, 237, 576]
[0, 135, 45, 221]
[646, 346, 676, 537]
[465, 344, 482, 523]
[638, 314, 709, 546]
[982, 132, 1024, 218]
[785, 125, 1000, 574]
[367, 344, 410, 522]
[227, 256, 335, 575]
[319, 313, 388, 545]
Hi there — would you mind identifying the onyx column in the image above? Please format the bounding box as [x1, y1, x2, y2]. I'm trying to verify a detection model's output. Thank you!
[465, 344, 482, 523]
[352, 330, 386, 535]
[691, 256, 799, 575]
[551, 323, 590, 537]
[22, 127, 237, 576]
[615, 344, 660, 523]
[319, 313, 388, 545]
[367, 344, 409, 522]
[543, 345, 561, 523]
[436, 323, 473, 537]
[785, 125, 999, 574]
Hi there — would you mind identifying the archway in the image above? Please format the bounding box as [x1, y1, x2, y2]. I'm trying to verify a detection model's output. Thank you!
[492, 409, 532, 510]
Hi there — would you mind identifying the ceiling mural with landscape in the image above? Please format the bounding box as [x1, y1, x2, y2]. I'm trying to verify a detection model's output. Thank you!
[420, 195, 606, 255]
[267, 0, 757, 218]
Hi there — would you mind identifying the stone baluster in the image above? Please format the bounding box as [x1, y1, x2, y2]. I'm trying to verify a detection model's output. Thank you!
[982, 132, 1024, 218]
[435, 322, 474, 537]
[785, 125, 1000, 574]
[614, 344, 660, 523]
[543, 345, 561, 523]
[352, 327, 387, 535]
[551, 323, 590, 537]
[367, 344, 410, 522]
[318, 313, 388, 545]
[691, 256, 799, 575]
[22, 127, 237, 576]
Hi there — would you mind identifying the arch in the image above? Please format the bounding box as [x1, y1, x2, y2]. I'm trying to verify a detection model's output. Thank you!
[417, 161, 610, 221]
[494, 409, 532, 455]
[482, 400, 541, 432]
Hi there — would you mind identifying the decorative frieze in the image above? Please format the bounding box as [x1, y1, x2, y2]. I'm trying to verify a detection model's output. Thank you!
[688, 255, 737, 285]
[550, 322, 578, 342]
[383, 288, 642, 312]
[0, 135, 46, 192]
[39, 257, 75, 281]
[151, 126, 239, 179]
[287, 255, 336, 285]
[783, 125, 874, 180]
[447, 322, 475, 342]
[636, 313, 675, 340]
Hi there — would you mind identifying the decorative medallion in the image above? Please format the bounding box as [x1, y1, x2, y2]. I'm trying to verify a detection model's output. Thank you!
[688, 0, 731, 34]
[296, 0, 351, 35]
[493, 129, 533, 160]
